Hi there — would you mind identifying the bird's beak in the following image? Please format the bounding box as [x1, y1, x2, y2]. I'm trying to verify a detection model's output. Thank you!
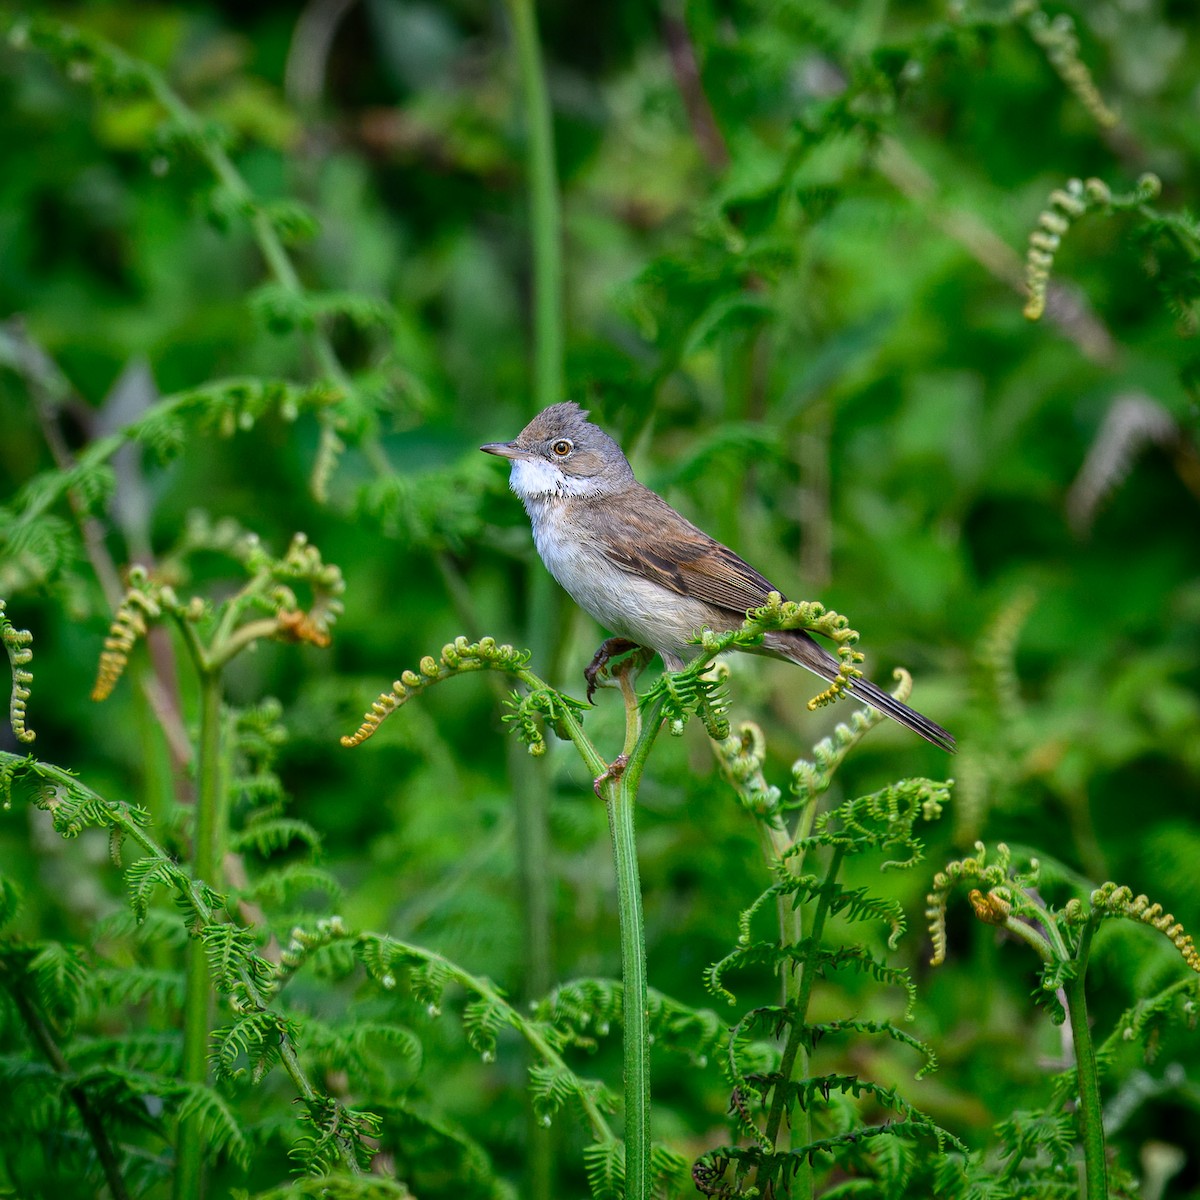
[480, 440, 527, 460]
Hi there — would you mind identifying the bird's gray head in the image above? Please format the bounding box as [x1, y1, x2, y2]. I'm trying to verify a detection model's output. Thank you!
[480, 402, 635, 501]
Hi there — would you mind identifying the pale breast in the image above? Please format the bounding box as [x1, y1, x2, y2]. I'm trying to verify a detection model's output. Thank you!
[527, 498, 713, 666]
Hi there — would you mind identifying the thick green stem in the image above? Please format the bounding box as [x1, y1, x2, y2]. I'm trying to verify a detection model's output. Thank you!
[501, 0, 565, 1178]
[174, 671, 224, 1200]
[605, 775, 649, 1194]
[596, 685, 663, 1199]
[1065, 923, 1107, 1200]
[505, 0, 565, 409]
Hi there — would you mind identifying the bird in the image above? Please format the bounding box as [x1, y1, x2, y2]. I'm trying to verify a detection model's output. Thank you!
[481, 402, 954, 752]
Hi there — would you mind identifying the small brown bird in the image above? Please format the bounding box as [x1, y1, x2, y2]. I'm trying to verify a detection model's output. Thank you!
[482, 403, 954, 752]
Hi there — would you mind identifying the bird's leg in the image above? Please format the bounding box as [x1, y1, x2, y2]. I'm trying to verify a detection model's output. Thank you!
[593, 752, 629, 799]
[584, 636, 640, 702]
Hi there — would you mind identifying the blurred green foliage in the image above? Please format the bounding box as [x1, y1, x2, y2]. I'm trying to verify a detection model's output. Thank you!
[1, 0, 1200, 1196]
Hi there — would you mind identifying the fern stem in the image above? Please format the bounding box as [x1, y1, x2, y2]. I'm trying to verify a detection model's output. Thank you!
[760, 844, 846, 1198]
[175, 670, 225, 1200]
[596, 681, 665, 1198]
[604, 720, 650, 1194]
[754, 775, 824, 1194]
[504, 0, 565, 409]
[502, 18, 564, 1185]
[3, 969, 131, 1200]
[1065, 921, 1107, 1200]
[519, 583, 558, 1196]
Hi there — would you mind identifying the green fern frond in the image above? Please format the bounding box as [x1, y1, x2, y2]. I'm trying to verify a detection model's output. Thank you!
[582, 1139, 624, 1200]
[125, 856, 193, 923]
[1075, 882, 1200, 973]
[1097, 975, 1200, 1069]
[229, 771, 286, 811]
[734, 1009, 938, 1079]
[238, 864, 342, 908]
[696, 1107, 964, 1196]
[377, 1099, 505, 1197]
[231, 816, 322, 857]
[502, 686, 588, 756]
[1023, 7, 1118, 129]
[299, 1017, 423, 1084]
[712, 720, 782, 818]
[341, 637, 534, 747]
[213, 1011, 291, 1082]
[650, 1142, 691, 1194]
[741, 875, 907, 950]
[354, 465, 490, 551]
[199, 924, 273, 997]
[12, 459, 115, 522]
[93, 966, 186, 1011]
[535, 978, 724, 1065]
[408, 957, 455, 1015]
[93, 906, 189, 950]
[1, 601, 35, 743]
[273, 916, 354, 989]
[995, 1107, 1076, 1171]
[290, 1096, 381, 1175]
[798, 777, 950, 869]
[528, 1063, 605, 1123]
[535, 977, 620, 1049]
[0, 1054, 64, 1135]
[91, 580, 164, 701]
[462, 995, 511, 1061]
[1023, 173, 1161, 320]
[975, 589, 1036, 722]
[652, 662, 731, 740]
[69, 1030, 181, 1076]
[707, 938, 916, 1014]
[0, 511, 77, 593]
[789, 701, 889, 807]
[250, 284, 392, 337]
[349, 1021, 423, 1065]
[647, 989, 726, 1065]
[166, 1077, 252, 1169]
[27, 942, 93, 1030]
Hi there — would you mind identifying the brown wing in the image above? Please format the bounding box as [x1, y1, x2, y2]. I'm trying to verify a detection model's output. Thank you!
[589, 484, 783, 615]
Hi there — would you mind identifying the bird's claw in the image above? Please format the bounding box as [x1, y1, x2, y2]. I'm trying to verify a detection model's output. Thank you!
[593, 753, 630, 799]
[584, 636, 640, 703]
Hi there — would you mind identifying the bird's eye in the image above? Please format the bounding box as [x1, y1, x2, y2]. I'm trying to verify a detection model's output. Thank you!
[551, 439, 573, 457]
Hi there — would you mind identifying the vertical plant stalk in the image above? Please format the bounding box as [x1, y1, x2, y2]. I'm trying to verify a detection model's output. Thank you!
[505, 0, 565, 410]
[174, 670, 225, 1200]
[608, 773, 650, 1196]
[1064, 922, 1107, 1200]
[598, 669, 665, 1199]
[503, 3, 564, 1191]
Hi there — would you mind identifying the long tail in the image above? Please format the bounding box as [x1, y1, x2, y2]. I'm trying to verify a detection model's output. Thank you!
[764, 629, 956, 753]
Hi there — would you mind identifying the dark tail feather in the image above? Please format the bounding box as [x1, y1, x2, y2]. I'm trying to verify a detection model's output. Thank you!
[843, 673, 956, 753]
[765, 629, 956, 753]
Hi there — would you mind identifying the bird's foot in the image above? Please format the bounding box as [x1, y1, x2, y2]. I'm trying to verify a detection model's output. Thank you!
[593, 753, 630, 799]
[584, 637, 640, 703]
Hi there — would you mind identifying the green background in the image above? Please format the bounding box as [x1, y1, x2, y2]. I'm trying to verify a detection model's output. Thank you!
[1, 1, 1199, 1195]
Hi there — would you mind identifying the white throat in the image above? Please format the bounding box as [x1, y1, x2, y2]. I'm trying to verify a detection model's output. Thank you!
[508, 457, 595, 501]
